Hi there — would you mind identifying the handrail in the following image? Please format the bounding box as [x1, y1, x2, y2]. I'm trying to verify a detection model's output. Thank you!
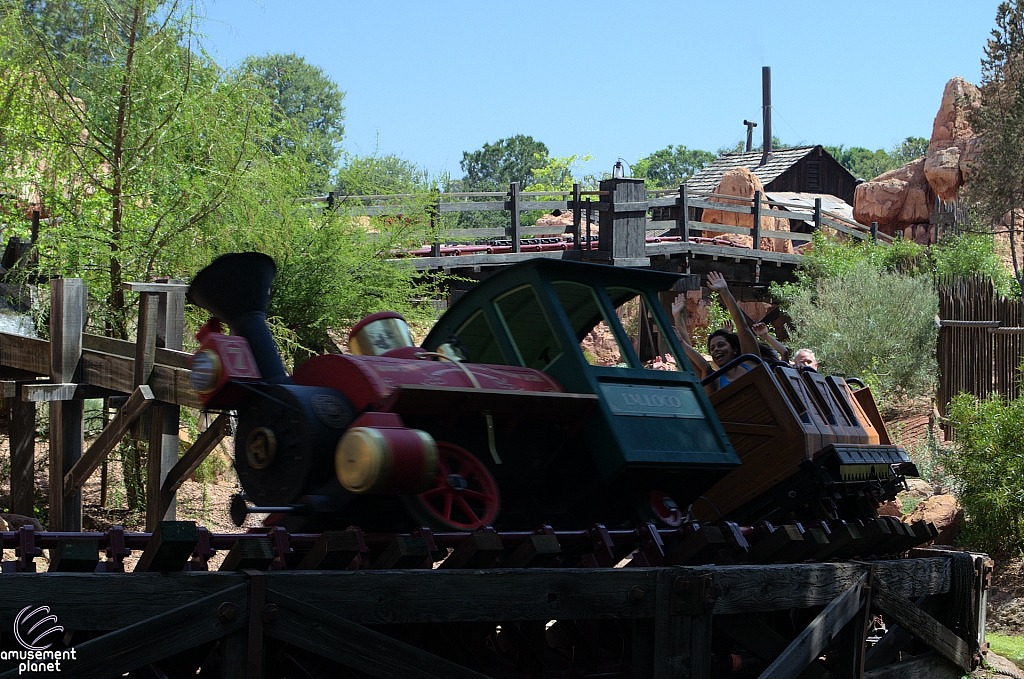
[699, 353, 766, 387]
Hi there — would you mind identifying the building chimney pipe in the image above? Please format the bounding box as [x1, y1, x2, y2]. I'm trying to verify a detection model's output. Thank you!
[761, 66, 772, 166]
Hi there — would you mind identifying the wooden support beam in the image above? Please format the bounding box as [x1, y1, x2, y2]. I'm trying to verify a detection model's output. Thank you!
[0, 583, 249, 679]
[147, 280, 185, 527]
[870, 576, 972, 672]
[63, 385, 154, 497]
[714, 614, 827, 679]
[756, 572, 867, 679]
[21, 382, 80, 401]
[159, 413, 231, 502]
[265, 589, 492, 679]
[8, 391, 35, 517]
[509, 182, 521, 254]
[752, 190, 762, 250]
[48, 278, 86, 532]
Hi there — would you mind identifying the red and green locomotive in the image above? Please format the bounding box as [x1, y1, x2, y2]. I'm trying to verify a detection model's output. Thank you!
[188, 252, 915, 539]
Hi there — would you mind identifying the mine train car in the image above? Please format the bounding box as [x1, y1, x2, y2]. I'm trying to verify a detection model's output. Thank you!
[187, 252, 915, 533]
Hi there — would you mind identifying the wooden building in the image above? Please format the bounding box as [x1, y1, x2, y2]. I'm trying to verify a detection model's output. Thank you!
[685, 145, 859, 205]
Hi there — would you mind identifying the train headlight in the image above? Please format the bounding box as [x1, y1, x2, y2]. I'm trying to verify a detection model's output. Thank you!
[189, 349, 221, 394]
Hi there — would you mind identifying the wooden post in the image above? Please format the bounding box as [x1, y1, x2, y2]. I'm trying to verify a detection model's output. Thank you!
[132, 281, 186, 530]
[586, 199, 593, 251]
[572, 183, 582, 250]
[752, 190, 762, 250]
[813, 197, 823, 232]
[9, 392, 36, 517]
[598, 177, 649, 267]
[678, 184, 690, 241]
[509, 182, 521, 254]
[871, 221, 879, 242]
[48, 278, 86, 532]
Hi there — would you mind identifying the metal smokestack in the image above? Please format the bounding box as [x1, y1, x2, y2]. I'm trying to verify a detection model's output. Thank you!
[761, 66, 772, 166]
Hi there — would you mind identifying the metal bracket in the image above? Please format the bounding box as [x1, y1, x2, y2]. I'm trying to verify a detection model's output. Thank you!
[670, 573, 718, 615]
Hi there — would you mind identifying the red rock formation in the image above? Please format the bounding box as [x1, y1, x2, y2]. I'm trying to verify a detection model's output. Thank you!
[702, 168, 793, 253]
[853, 158, 934, 237]
[925, 77, 981, 202]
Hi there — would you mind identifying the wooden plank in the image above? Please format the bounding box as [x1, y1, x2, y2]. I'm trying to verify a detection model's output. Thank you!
[122, 282, 189, 294]
[149, 362, 201, 408]
[0, 572, 249, 628]
[21, 382, 80, 401]
[0, 583, 249, 679]
[150, 276, 185, 527]
[265, 589, 492, 679]
[862, 652, 960, 679]
[8, 395, 35, 516]
[685, 221, 813, 241]
[752, 190, 762, 250]
[437, 201, 508, 213]
[645, 241, 803, 264]
[0, 333, 49, 375]
[49, 399, 83, 531]
[870, 576, 972, 671]
[757, 573, 867, 679]
[135, 521, 199, 573]
[519, 200, 568, 210]
[63, 384, 154, 497]
[82, 333, 191, 369]
[267, 568, 660, 623]
[160, 413, 232, 496]
[397, 251, 566, 271]
[711, 559, 949, 614]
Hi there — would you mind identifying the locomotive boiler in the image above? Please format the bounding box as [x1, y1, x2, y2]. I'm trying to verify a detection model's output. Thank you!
[187, 252, 915, 535]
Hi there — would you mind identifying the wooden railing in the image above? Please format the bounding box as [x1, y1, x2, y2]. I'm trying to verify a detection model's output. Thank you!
[305, 182, 891, 267]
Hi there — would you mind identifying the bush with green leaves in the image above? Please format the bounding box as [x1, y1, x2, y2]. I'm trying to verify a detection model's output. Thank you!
[775, 261, 938, 403]
[942, 389, 1024, 556]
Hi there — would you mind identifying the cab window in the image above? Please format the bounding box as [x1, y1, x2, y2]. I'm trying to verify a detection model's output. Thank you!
[494, 285, 562, 370]
[453, 310, 506, 364]
[606, 287, 683, 372]
[551, 281, 632, 368]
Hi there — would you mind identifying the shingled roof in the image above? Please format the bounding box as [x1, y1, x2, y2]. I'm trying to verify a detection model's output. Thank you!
[685, 146, 821, 193]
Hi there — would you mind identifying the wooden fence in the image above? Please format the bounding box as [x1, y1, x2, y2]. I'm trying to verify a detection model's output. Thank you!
[937, 275, 1024, 423]
[312, 181, 890, 265]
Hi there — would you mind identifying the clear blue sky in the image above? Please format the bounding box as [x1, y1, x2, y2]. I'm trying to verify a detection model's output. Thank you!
[202, 0, 1000, 181]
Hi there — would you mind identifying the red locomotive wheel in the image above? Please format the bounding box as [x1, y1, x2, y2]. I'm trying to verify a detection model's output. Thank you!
[407, 442, 500, 530]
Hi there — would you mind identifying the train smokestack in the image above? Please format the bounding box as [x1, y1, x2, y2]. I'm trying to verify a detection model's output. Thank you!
[187, 252, 292, 384]
[761, 66, 772, 166]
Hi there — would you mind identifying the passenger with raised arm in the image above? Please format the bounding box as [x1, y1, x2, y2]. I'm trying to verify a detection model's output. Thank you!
[670, 271, 761, 393]
[752, 322, 790, 364]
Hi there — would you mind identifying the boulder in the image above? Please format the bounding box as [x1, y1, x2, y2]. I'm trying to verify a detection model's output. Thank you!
[924, 76, 981, 202]
[876, 498, 903, 518]
[0, 513, 38, 531]
[853, 158, 933, 236]
[904, 494, 963, 545]
[901, 477, 936, 501]
[535, 211, 574, 229]
[701, 168, 792, 252]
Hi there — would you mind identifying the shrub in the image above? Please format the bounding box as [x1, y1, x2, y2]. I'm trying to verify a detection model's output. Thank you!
[943, 389, 1024, 556]
[779, 263, 938, 403]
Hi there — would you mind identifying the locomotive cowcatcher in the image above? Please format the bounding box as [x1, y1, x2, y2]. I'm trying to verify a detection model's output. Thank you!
[186, 252, 915, 534]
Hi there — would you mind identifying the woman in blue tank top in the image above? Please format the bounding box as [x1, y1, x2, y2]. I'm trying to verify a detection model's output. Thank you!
[670, 271, 762, 394]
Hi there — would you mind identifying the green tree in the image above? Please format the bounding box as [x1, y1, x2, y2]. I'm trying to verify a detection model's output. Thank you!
[824, 137, 928, 180]
[460, 135, 549, 190]
[239, 53, 345, 193]
[891, 136, 929, 165]
[633, 145, 715, 188]
[334, 152, 431, 196]
[717, 136, 793, 156]
[965, 0, 1024, 292]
